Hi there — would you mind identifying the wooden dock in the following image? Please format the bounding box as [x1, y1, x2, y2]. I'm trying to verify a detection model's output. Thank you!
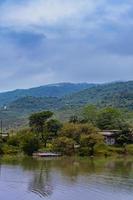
[33, 152, 61, 157]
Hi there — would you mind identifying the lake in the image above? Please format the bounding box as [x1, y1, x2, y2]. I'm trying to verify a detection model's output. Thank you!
[0, 156, 132, 200]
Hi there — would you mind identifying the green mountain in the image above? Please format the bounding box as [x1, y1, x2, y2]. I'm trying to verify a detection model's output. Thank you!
[63, 81, 133, 110]
[0, 83, 94, 106]
[8, 96, 62, 114]
[0, 81, 133, 130]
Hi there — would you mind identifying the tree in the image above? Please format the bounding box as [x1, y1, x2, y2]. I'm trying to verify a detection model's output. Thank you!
[53, 137, 75, 155]
[69, 115, 79, 124]
[7, 135, 20, 147]
[82, 105, 98, 125]
[60, 123, 81, 144]
[46, 119, 62, 137]
[21, 133, 40, 156]
[60, 123, 99, 144]
[96, 107, 124, 130]
[29, 111, 53, 146]
[80, 134, 103, 156]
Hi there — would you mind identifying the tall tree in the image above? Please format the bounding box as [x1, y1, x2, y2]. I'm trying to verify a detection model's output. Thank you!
[96, 107, 124, 130]
[82, 105, 98, 125]
[29, 111, 53, 146]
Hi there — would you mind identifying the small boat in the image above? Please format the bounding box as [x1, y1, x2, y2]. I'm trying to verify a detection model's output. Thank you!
[33, 152, 61, 157]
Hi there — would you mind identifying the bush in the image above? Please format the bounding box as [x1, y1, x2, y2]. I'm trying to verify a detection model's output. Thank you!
[21, 133, 40, 156]
[78, 147, 90, 156]
[53, 137, 75, 155]
[80, 134, 103, 156]
[126, 144, 133, 155]
[2, 144, 19, 155]
[7, 135, 20, 147]
[39, 143, 53, 152]
[94, 143, 109, 156]
[60, 123, 99, 144]
[108, 146, 125, 155]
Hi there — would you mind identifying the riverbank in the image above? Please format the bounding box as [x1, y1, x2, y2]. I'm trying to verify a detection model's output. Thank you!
[0, 143, 133, 158]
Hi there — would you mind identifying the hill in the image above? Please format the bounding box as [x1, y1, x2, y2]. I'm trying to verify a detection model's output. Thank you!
[0, 83, 94, 106]
[8, 96, 63, 114]
[63, 81, 133, 110]
[0, 81, 133, 130]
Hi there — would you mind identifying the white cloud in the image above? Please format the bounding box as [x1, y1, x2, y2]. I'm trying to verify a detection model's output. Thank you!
[0, 0, 133, 38]
[0, 0, 102, 28]
[0, 0, 133, 90]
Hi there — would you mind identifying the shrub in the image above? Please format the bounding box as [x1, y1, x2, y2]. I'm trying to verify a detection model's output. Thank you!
[53, 137, 75, 155]
[78, 147, 90, 156]
[2, 144, 19, 155]
[80, 134, 103, 156]
[60, 123, 99, 144]
[126, 144, 133, 155]
[108, 146, 125, 155]
[94, 143, 109, 156]
[21, 133, 40, 156]
[39, 143, 53, 152]
[0, 137, 3, 154]
[7, 135, 20, 147]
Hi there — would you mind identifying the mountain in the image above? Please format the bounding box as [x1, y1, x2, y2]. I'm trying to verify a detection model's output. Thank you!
[0, 83, 95, 106]
[8, 96, 63, 114]
[63, 81, 133, 110]
[6, 81, 133, 113]
[1, 81, 133, 130]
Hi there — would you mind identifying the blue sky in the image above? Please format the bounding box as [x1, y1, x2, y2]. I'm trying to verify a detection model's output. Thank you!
[0, 0, 133, 91]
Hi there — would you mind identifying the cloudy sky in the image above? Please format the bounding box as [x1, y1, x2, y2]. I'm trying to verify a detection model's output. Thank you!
[0, 0, 133, 91]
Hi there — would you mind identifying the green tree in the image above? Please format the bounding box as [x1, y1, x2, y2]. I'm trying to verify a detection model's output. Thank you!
[46, 119, 62, 137]
[96, 107, 124, 130]
[7, 135, 20, 147]
[53, 137, 75, 155]
[60, 123, 81, 144]
[60, 123, 99, 144]
[21, 133, 40, 156]
[29, 111, 53, 146]
[80, 134, 103, 156]
[69, 115, 79, 124]
[82, 105, 98, 125]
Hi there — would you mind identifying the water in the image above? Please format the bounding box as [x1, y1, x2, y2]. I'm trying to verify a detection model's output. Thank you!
[0, 156, 132, 200]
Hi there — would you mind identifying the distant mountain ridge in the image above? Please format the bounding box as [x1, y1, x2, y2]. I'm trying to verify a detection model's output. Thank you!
[6, 81, 133, 112]
[62, 81, 133, 109]
[0, 82, 95, 106]
[0, 81, 133, 129]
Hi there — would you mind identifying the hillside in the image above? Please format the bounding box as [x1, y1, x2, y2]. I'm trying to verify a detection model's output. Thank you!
[0, 83, 94, 106]
[0, 81, 133, 130]
[63, 81, 133, 110]
[8, 96, 63, 114]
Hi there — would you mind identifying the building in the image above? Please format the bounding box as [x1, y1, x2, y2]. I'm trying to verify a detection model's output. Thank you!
[100, 130, 121, 145]
[0, 132, 9, 138]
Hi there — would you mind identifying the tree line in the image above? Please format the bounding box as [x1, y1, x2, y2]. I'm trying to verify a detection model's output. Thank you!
[0, 105, 133, 156]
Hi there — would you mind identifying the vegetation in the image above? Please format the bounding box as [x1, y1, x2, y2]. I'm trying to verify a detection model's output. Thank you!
[0, 81, 133, 130]
[0, 105, 132, 157]
[0, 83, 92, 106]
[21, 133, 39, 156]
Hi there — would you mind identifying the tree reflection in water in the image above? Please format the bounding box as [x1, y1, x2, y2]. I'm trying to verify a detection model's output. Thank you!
[0, 156, 133, 199]
[28, 160, 53, 198]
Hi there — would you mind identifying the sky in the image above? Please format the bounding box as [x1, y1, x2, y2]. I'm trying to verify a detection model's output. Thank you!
[0, 0, 133, 91]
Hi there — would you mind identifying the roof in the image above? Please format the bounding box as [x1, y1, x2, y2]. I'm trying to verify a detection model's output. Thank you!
[99, 130, 120, 136]
[100, 132, 115, 136]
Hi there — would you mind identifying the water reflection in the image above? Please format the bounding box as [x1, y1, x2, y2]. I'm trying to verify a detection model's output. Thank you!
[28, 162, 53, 198]
[0, 156, 133, 200]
